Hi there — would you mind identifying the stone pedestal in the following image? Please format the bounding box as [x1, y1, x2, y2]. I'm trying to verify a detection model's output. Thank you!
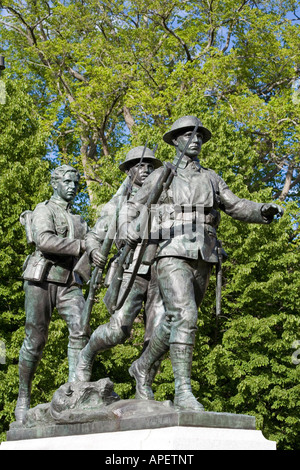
[1, 425, 275, 450]
[1, 398, 276, 450]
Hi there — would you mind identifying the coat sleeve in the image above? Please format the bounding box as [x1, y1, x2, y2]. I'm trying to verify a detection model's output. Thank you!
[31, 204, 81, 257]
[215, 173, 269, 224]
[85, 178, 131, 257]
[85, 199, 119, 257]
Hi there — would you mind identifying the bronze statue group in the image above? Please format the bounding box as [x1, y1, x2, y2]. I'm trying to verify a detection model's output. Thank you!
[15, 116, 284, 423]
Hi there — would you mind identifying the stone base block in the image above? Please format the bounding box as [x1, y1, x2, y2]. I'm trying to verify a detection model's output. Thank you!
[1, 425, 276, 450]
[1, 396, 277, 450]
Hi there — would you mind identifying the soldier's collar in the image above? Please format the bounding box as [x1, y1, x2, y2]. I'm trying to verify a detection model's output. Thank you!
[50, 195, 72, 211]
[131, 185, 140, 194]
[173, 155, 202, 170]
[126, 181, 140, 196]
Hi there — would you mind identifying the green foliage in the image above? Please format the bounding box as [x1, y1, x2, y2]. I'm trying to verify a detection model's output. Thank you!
[0, 77, 51, 320]
[0, 0, 299, 449]
[0, 77, 51, 440]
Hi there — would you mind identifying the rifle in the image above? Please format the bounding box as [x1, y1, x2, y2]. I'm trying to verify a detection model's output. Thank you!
[80, 142, 150, 331]
[79, 211, 120, 333]
[216, 240, 223, 316]
[104, 123, 200, 314]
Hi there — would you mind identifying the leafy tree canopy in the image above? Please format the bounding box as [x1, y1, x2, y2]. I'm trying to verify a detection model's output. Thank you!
[0, 0, 299, 449]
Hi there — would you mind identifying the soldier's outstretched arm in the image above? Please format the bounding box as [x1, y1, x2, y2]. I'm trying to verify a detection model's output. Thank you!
[216, 173, 284, 224]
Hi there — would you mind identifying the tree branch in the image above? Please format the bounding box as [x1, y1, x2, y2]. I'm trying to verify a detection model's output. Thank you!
[161, 17, 192, 62]
[123, 105, 136, 133]
[0, 20, 29, 39]
[5, 6, 38, 46]
[68, 66, 87, 83]
[274, 163, 294, 201]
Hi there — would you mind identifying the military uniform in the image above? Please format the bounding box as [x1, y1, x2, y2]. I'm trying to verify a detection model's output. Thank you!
[126, 155, 269, 345]
[76, 148, 166, 398]
[84, 179, 165, 351]
[21, 196, 89, 362]
[15, 185, 89, 423]
[124, 116, 283, 410]
[20, 197, 88, 368]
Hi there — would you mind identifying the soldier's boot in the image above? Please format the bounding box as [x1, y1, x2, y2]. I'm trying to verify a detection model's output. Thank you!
[75, 327, 111, 382]
[68, 347, 84, 382]
[170, 343, 205, 412]
[145, 359, 162, 395]
[15, 358, 39, 423]
[75, 343, 97, 382]
[129, 329, 169, 400]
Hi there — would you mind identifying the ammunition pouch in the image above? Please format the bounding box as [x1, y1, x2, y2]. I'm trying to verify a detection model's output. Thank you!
[73, 252, 91, 283]
[22, 254, 53, 283]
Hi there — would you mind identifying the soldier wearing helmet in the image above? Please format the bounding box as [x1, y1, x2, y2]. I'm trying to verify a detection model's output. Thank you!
[122, 116, 284, 412]
[87, 146, 162, 269]
[76, 146, 166, 395]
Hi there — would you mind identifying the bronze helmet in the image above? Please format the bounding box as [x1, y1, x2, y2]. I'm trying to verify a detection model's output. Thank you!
[163, 116, 211, 146]
[119, 146, 162, 172]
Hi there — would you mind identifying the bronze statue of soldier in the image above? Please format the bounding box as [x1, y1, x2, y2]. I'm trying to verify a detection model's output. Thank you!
[15, 165, 89, 423]
[75, 147, 166, 398]
[122, 116, 284, 412]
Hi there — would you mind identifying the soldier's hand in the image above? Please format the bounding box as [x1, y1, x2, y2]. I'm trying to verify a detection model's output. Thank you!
[126, 223, 141, 248]
[261, 203, 284, 222]
[91, 249, 107, 268]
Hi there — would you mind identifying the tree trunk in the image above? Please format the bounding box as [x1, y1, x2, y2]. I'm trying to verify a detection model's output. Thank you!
[123, 106, 136, 134]
[278, 164, 293, 201]
[80, 140, 98, 210]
